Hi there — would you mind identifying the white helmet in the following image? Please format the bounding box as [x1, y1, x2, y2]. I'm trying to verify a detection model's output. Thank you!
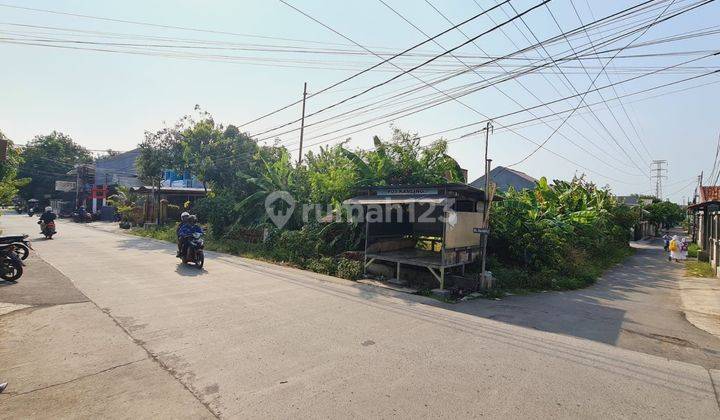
[181, 212, 190, 218]
[45, 206, 52, 212]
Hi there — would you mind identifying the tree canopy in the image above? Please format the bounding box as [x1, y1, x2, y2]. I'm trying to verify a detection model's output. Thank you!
[0, 130, 29, 204]
[17, 131, 92, 200]
[644, 200, 685, 229]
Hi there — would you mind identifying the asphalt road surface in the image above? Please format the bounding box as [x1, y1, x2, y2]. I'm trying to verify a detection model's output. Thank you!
[456, 239, 720, 370]
[1, 214, 719, 418]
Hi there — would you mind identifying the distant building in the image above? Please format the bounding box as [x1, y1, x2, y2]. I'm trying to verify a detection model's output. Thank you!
[161, 169, 204, 189]
[469, 166, 537, 192]
[92, 148, 206, 216]
[616, 196, 654, 207]
[688, 185, 720, 255]
[616, 196, 640, 206]
[95, 149, 142, 188]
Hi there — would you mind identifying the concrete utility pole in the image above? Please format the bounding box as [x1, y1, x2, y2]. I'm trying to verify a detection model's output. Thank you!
[483, 121, 493, 220]
[650, 160, 668, 200]
[693, 171, 704, 203]
[297, 82, 308, 166]
[480, 121, 493, 289]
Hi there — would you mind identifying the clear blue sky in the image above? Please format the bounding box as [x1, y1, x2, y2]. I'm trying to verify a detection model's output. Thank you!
[1, 0, 718, 203]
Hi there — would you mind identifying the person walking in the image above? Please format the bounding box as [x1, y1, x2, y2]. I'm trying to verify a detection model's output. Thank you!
[680, 237, 689, 261]
[669, 235, 681, 262]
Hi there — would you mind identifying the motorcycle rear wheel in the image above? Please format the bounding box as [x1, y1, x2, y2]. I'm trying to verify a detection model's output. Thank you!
[14, 243, 29, 260]
[1, 259, 23, 281]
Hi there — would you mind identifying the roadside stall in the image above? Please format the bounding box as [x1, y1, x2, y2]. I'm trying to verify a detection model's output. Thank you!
[344, 183, 497, 290]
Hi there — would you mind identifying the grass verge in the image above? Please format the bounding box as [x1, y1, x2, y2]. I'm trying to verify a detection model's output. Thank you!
[685, 260, 715, 278]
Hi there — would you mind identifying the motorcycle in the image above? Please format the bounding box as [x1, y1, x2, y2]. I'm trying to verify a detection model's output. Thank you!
[180, 232, 204, 268]
[0, 244, 24, 282]
[39, 220, 56, 239]
[0, 234, 32, 260]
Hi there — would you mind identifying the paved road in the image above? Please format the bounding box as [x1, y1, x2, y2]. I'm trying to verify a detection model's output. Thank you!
[0, 244, 212, 417]
[457, 239, 720, 369]
[1, 214, 719, 418]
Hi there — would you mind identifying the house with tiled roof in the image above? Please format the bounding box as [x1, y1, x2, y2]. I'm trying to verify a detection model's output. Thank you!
[688, 185, 720, 256]
[700, 186, 720, 202]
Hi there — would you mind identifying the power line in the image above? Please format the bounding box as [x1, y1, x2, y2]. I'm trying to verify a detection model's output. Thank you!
[0, 2, 358, 47]
[579, 0, 654, 162]
[254, 0, 667, 142]
[252, 0, 548, 138]
[544, 0, 651, 167]
[505, 0, 705, 169]
[505, 0, 660, 172]
[377, 0, 645, 177]
[237, 0, 512, 129]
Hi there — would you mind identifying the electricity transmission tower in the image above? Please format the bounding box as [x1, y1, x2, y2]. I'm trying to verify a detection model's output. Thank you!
[650, 160, 668, 200]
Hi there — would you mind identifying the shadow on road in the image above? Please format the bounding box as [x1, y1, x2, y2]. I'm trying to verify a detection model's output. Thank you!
[451, 238, 720, 368]
[174, 264, 207, 277]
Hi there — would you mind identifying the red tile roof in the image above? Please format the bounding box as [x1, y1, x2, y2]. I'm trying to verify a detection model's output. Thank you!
[700, 186, 720, 202]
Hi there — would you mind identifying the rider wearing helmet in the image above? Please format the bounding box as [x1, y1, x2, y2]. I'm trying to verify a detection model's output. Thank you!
[178, 215, 203, 258]
[39, 206, 56, 224]
[39, 206, 57, 234]
[176, 212, 191, 257]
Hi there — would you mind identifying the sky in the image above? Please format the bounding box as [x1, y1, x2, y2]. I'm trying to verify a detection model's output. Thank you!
[1, 0, 718, 203]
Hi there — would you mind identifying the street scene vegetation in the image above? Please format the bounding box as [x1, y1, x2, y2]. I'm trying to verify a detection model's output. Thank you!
[3, 1, 720, 416]
[0, 110, 688, 294]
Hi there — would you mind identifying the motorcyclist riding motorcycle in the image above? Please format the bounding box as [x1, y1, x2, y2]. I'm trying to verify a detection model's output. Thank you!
[176, 212, 190, 257]
[178, 215, 203, 265]
[38, 206, 57, 239]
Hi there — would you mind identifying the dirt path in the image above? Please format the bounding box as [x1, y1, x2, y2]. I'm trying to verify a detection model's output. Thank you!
[456, 238, 720, 369]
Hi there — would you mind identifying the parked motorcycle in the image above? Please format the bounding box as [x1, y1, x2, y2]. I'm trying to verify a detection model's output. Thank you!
[0, 234, 32, 260]
[180, 232, 204, 268]
[39, 220, 56, 239]
[0, 244, 24, 282]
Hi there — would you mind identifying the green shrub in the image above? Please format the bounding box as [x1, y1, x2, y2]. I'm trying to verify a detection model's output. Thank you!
[265, 228, 320, 264]
[553, 276, 592, 290]
[688, 243, 699, 258]
[193, 195, 241, 238]
[337, 258, 362, 280]
[305, 257, 336, 275]
[131, 225, 177, 242]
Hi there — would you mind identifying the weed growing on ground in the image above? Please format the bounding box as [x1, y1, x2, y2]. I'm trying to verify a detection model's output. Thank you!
[685, 260, 715, 278]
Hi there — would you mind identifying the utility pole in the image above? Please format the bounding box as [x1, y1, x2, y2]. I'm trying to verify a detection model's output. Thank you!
[480, 121, 493, 290]
[650, 160, 667, 200]
[482, 121, 493, 204]
[297, 82, 308, 166]
[693, 172, 703, 204]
